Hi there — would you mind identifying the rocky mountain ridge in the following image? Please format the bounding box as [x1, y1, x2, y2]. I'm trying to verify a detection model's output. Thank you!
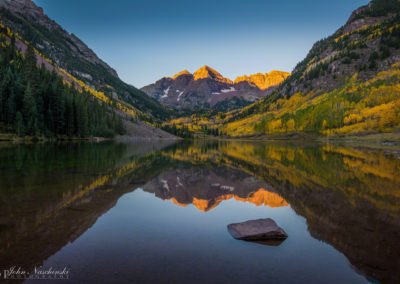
[234, 71, 290, 90]
[0, 0, 117, 77]
[141, 65, 289, 111]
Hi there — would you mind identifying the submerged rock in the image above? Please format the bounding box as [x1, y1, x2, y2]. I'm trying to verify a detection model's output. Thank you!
[227, 218, 288, 241]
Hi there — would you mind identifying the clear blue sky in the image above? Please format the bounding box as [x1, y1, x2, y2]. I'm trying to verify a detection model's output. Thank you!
[33, 0, 368, 88]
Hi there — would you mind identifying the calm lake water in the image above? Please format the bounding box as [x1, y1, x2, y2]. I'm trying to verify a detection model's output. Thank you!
[0, 140, 399, 284]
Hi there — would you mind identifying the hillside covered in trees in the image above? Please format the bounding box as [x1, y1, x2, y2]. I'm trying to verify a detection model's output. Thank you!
[0, 0, 178, 140]
[0, 0, 172, 123]
[163, 0, 400, 138]
[0, 24, 125, 138]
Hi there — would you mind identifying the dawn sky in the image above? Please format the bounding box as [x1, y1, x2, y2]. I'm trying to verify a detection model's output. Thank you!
[33, 0, 368, 88]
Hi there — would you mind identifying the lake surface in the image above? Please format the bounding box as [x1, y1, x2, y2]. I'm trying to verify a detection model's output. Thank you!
[0, 140, 399, 284]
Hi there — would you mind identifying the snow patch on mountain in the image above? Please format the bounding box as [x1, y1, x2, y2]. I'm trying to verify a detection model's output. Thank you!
[221, 87, 236, 93]
[177, 91, 184, 101]
[161, 87, 170, 98]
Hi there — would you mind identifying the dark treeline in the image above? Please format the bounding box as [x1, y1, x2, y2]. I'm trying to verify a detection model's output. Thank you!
[200, 125, 222, 137]
[0, 27, 125, 138]
[160, 124, 193, 138]
[160, 123, 223, 138]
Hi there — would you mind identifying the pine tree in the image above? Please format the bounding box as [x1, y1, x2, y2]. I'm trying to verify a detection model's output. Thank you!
[14, 111, 24, 136]
[25, 43, 37, 83]
[47, 108, 55, 134]
[66, 97, 75, 136]
[0, 67, 14, 122]
[6, 91, 16, 125]
[22, 83, 38, 135]
[8, 34, 16, 61]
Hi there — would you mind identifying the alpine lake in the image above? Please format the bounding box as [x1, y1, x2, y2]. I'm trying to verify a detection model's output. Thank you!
[0, 140, 399, 284]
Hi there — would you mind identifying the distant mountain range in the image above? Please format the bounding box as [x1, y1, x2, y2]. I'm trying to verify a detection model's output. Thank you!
[141, 66, 289, 111]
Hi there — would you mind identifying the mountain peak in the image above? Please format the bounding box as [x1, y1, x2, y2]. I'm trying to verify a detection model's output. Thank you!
[234, 71, 290, 90]
[172, 69, 191, 80]
[193, 65, 233, 84]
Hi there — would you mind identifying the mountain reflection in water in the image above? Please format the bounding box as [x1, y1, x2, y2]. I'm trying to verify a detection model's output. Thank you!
[142, 168, 289, 211]
[0, 140, 399, 283]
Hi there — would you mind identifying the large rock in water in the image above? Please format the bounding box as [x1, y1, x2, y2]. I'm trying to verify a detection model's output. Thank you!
[227, 218, 288, 241]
